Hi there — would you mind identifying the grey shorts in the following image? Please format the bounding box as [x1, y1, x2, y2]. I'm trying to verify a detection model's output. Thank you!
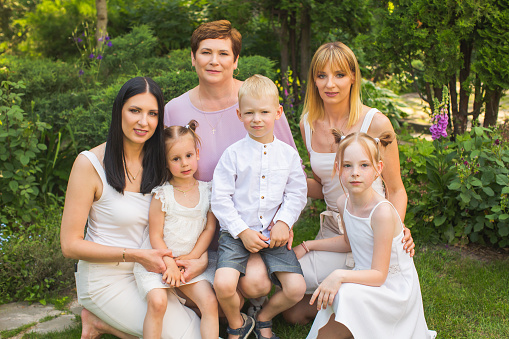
[216, 231, 303, 287]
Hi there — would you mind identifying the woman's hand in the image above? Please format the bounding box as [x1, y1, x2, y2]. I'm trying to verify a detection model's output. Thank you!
[293, 243, 307, 260]
[136, 248, 173, 274]
[175, 251, 208, 283]
[402, 227, 415, 257]
[309, 270, 344, 311]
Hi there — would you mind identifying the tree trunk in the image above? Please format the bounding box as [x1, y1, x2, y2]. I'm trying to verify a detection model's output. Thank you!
[278, 10, 290, 101]
[95, 0, 108, 47]
[425, 82, 434, 113]
[289, 10, 298, 104]
[457, 39, 473, 134]
[299, 6, 311, 105]
[472, 75, 482, 122]
[483, 87, 502, 127]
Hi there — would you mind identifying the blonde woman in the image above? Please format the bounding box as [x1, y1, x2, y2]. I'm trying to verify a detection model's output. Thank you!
[283, 42, 414, 325]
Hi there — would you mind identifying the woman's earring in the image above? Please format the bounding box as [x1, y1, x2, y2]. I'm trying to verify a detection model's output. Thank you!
[234, 68, 240, 77]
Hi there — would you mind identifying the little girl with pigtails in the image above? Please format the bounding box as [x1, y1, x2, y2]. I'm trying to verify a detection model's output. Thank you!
[306, 130, 436, 339]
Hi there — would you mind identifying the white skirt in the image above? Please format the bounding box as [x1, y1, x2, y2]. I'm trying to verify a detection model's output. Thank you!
[75, 260, 202, 339]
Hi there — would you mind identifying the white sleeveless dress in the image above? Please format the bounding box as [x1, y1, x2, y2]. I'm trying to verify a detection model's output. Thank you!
[306, 200, 434, 339]
[299, 108, 385, 293]
[75, 151, 201, 339]
[133, 181, 216, 297]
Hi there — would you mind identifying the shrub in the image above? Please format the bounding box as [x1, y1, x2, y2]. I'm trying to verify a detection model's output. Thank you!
[400, 126, 509, 248]
[0, 204, 75, 304]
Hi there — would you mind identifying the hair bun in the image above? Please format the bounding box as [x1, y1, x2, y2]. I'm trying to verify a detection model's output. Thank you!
[187, 119, 199, 132]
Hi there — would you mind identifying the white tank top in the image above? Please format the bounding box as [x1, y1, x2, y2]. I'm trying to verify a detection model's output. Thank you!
[303, 108, 385, 211]
[82, 151, 152, 249]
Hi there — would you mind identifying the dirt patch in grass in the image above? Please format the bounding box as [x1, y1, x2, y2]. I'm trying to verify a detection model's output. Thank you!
[435, 243, 509, 262]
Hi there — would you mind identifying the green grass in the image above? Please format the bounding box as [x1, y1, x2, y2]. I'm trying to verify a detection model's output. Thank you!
[15, 206, 509, 338]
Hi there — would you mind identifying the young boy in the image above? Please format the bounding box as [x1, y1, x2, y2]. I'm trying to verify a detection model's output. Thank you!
[212, 74, 307, 339]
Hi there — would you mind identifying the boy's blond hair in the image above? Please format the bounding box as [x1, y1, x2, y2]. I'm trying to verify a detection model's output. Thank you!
[238, 74, 279, 108]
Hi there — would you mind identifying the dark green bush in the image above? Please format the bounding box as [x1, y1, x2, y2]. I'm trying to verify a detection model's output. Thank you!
[0, 204, 75, 304]
[400, 126, 509, 248]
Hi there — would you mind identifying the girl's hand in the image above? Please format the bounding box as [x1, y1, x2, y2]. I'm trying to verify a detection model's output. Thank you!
[162, 259, 181, 287]
[238, 229, 269, 253]
[402, 227, 415, 257]
[175, 254, 195, 261]
[293, 243, 307, 260]
[310, 270, 344, 311]
[137, 248, 173, 274]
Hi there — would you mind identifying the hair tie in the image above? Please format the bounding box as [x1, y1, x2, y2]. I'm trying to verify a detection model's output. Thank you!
[341, 136, 346, 141]
[374, 137, 380, 143]
[185, 124, 190, 129]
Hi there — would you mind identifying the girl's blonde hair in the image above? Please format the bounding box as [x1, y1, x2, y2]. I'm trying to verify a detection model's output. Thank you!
[332, 130, 395, 196]
[163, 119, 201, 178]
[302, 42, 362, 131]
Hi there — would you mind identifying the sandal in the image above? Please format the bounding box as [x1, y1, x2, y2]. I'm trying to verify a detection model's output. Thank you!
[226, 313, 255, 339]
[254, 319, 280, 339]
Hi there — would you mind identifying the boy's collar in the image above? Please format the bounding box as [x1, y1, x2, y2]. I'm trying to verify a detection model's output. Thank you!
[244, 133, 277, 146]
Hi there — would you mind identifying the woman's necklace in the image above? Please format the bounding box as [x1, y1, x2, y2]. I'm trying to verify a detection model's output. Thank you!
[126, 165, 142, 181]
[172, 180, 198, 196]
[198, 83, 235, 135]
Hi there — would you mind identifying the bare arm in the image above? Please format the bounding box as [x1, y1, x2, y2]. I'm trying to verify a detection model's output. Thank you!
[60, 152, 171, 273]
[300, 120, 324, 199]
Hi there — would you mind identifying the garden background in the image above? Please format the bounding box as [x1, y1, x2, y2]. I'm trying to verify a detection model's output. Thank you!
[0, 0, 508, 338]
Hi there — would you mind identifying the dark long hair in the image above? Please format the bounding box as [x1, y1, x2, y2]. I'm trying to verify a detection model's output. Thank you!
[104, 77, 167, 194]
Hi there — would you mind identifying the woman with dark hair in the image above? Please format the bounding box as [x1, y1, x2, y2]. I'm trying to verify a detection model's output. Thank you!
[164, 20, 298, 310]
[61, 77, 201, 338]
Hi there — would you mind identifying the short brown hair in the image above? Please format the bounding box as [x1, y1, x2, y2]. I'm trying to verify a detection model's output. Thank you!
[191, 20, 242, 61]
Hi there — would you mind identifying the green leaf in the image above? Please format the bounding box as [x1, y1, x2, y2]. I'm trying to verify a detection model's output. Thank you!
[20, 155, 30, 166]
[460, 192, 471, 203]
[9, 181, 19, 192]
[434, 215, 447, 226]
[496, 174, 509, 186]
[502, 187, 509, 194]
[473, 126, 484, 136]
[499, 225, 509, 237]
[448, 181, 461, 190]
[474, 222, 484, 232]
[482, 187, 494, 196]
[500, 214, 509, 221]
[470, 177, 483, 187]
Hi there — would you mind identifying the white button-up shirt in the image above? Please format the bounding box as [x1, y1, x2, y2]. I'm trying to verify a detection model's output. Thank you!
[212, 134, 307, 240]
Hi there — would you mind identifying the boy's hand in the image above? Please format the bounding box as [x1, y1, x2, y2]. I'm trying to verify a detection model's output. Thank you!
[269, 221, 290, 248]
[162, 258, 181, 287]
[238, 229, 269, 253]
[175, 253, 197, 261]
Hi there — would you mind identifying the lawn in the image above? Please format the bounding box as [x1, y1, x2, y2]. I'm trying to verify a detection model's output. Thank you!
[8, 204, 509, 339]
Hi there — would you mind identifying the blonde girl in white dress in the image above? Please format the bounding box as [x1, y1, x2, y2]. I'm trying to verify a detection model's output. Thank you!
[133, 120, 218, 339]
[306, 130, 435, 339]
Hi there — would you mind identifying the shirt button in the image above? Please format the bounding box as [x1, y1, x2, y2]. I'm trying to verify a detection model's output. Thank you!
[260, 216, 263, 219]
[261, 196, 265, 199]
[264, 145, 267, 148]
[262, 175, 265, 179]
[264, 152, 267, 155]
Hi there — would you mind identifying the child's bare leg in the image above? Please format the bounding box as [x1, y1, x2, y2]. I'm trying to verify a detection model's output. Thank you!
[317, 314, 353, 339]
[214, 267, 244, 339]
[179, 281, 218, 339]
[256, 272, 306, 338]
[81, 308, 137, 339]
[143, 288, 168, 339]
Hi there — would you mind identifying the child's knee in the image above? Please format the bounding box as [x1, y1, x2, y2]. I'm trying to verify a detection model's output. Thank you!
[199, 292, 219, 313]
[213, 277, 238, 298]
[282, 276, 306, 302]
[147, 291, 168, 315]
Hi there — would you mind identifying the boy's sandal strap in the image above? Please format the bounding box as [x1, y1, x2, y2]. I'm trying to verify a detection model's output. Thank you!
[255, 320, 273, 329]
[226, 326, 242, 335]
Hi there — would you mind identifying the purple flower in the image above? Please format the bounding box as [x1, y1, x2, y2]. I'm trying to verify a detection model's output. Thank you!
[79, 69, 84, 76]
[495, 139, 500, 145]
[89, 53, 95, 59]
[464, 161, 468, 166]
[96, 55, 103, 60]
[77, 38, 83, 43]
[430, 113, 448, 140]
[98, 37, 103, 42]
[105, 36, 110, 41]
[284, 88, 289, 97]
[107, 41, 113, 47]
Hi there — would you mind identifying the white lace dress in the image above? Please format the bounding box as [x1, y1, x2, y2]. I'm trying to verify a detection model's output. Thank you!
[133, 181, 215, 298]
[307, 200, 434, 339]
